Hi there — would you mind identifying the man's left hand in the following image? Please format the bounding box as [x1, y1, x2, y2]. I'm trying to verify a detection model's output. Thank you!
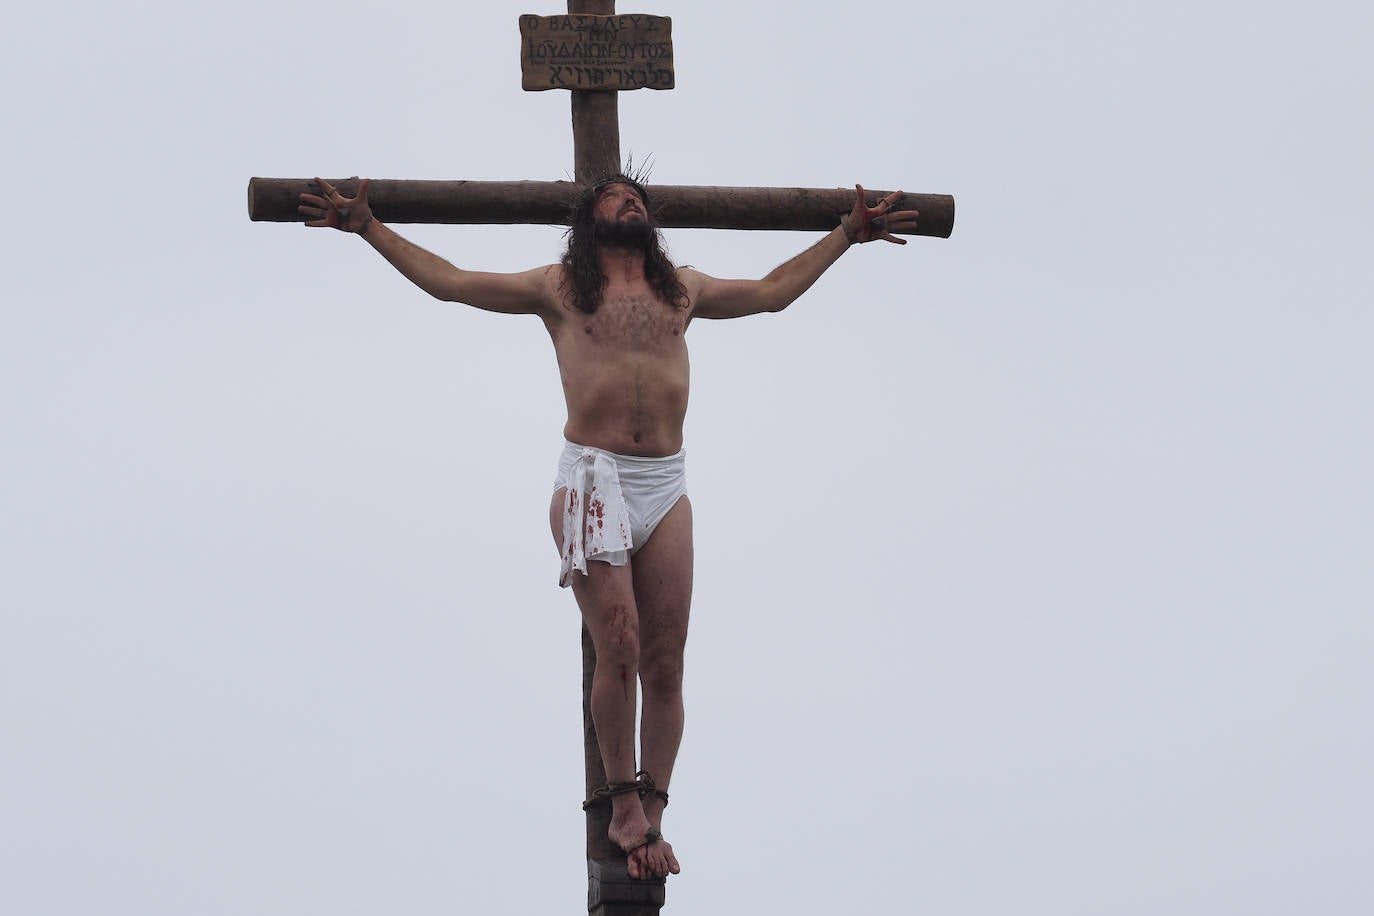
[841, 185, 919, 245]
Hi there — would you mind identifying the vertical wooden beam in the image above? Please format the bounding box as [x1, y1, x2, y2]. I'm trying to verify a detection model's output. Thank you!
[567, 2, 660, 913]
[570, 0, 618, 862]
[570, 0, 621, 183]
[572, 92, 622, 183]
[568, 0, 620, 863]
[588, 859, 666, 916]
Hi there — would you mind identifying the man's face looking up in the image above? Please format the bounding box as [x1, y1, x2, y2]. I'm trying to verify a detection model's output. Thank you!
[595, 183, 647, 223]
[592, 183, 655, 249]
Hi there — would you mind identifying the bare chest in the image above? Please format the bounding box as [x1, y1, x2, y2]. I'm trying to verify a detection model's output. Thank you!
[577, 292, 686, 352]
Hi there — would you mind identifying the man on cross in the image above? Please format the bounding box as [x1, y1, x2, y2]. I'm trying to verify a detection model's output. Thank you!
[299, 175, 917, 879]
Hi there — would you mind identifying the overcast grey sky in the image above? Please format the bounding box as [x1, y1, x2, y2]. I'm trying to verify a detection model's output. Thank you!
[3, 1, 1371, 914]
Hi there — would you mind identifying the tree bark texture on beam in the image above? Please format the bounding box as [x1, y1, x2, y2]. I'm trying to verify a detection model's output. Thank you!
[247, 178, 956, 238]
[572, 92, 621, 183]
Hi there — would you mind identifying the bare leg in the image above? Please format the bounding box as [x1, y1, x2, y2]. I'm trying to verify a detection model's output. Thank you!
[551, 489, 668, 878]
[631, 496, 692, 875]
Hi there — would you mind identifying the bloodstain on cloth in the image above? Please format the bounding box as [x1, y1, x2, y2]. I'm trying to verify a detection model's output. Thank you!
[559, 448, 633, 587]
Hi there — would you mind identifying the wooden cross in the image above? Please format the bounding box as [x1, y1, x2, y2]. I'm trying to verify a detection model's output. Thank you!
[247, 2, 953, 913]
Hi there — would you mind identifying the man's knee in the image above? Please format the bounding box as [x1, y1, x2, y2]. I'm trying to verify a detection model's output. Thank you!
[597, 630, 640, 669]
[640, 651, 684, 696]
[585, 596, 641, 665]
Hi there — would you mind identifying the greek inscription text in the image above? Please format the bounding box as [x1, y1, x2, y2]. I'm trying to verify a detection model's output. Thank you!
[519, 13, 675, 92]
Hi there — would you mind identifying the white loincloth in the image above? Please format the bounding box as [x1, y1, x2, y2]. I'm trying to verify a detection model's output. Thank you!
[553, 441, 687, 588]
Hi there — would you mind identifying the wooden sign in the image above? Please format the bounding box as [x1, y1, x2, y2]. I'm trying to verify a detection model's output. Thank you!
[519, 13, 674, 91]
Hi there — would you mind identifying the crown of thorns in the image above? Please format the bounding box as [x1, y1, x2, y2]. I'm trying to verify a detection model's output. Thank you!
[584, 174, 651, 207]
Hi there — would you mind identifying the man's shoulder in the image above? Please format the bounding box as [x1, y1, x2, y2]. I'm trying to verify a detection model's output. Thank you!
[535, 262, 574, 318]
[512, 262, 563, 302]
[525, 262, 563, 281]
[676, 265, 719, 286]
[675, 265, 706, 294]
[537, 262, 568, 292]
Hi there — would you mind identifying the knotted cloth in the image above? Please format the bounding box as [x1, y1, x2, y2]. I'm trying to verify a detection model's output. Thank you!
[559, 447, 633, 587]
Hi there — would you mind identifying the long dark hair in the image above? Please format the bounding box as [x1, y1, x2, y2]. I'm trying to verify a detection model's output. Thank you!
[560, 175, 689, 315]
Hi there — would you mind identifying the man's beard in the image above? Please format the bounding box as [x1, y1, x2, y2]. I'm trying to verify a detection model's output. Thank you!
[593, 216, 655, 250]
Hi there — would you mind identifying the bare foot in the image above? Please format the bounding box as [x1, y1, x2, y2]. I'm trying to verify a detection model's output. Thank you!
[627, 833, 680, 879]
[609, 807, 681, 878]
[641, 794, 679, 876]
[636, 833, 680, 879]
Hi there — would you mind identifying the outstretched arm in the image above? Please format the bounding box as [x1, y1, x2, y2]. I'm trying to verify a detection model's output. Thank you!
[299, 178, 555, 317]
[687, 185, 918, 320]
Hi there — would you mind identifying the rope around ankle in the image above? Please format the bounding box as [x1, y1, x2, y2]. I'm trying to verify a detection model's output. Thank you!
[582, 780, 643, 811]
[636, 770, 669, 807]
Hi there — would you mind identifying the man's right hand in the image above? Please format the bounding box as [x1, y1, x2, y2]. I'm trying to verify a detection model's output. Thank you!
[298, 177, 374, 234]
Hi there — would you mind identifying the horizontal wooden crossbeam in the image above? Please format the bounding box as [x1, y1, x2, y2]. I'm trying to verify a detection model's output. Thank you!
[247, 178, 955, 238]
